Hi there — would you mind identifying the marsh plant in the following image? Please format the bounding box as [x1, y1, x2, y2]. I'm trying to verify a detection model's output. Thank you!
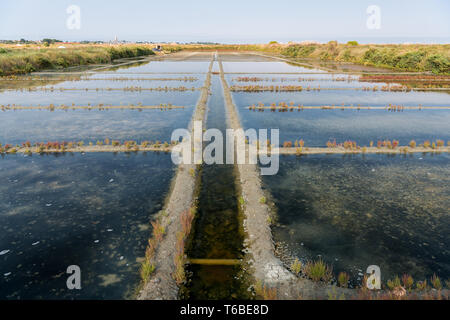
[173, 208, 196, 285]
[254, 281, 277, 300]
[304, 259, 333, 283]
[290, 258, 302, 275]
[140, 261, 156, 284]
[431, 274, 442, 290]
[338, 272, 350, 288]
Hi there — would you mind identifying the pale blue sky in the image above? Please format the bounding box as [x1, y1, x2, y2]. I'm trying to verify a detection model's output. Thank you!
[0, 0, 449, 43]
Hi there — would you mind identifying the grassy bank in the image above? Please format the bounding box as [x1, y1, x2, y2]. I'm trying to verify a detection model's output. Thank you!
[174, 42, 450, 74]
[281, 42, 450, 74]
[0, 45, 155, 76]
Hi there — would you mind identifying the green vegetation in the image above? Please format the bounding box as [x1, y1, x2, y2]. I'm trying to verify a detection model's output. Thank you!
[281, 45, 316, 58]
[338, 272, 350, 288]
[175, 43, 450, 74]
[0, 45, 155, 76]
[254, 280, 277, 300]
[140, 260, 156, 283]
[431, 274, 442, 290]
[283, 44, 450, 74]
[304, 259, 333, 282]
[173, 207, 196, 285]
[290, 258, 302, 275]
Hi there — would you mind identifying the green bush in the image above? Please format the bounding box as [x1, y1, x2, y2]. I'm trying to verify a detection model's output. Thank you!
[425, 54, 450, 74]
[0, 45, 154, 75]
[282, 45, 316, 58]
[395, 51, 426, 70]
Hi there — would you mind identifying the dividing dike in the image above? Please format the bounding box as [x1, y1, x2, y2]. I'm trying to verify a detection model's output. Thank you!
[218, 57, 353, 299]
[180, 70, 251, 299]
[138, 54, 213, 300]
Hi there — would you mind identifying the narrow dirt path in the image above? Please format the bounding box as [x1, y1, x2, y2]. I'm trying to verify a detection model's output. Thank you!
[138, 53, 214, 300]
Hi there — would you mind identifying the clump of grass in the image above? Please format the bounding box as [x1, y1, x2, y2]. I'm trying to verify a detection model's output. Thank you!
[298, 139, 304, 148]
[259, 196, 266, 204]
[189, 168, 195, 177]
[173, 207, 196, 285]
[338, 272, 350, 288]
[290, 258, 302, 275]
[431, 274, 442, 290]
[254, 281, 277, 300]
[416, 280, 428, 291]
[387, 276, 402, 290]
[239, 196, 245, 206]
[326, 140, 337, 148]
[140, 260, 155, 283]
[304, 259, 333, 283]
[401, 274, 414, 291]
[140, 218, 167, 284]
[150, 220, 165, 243]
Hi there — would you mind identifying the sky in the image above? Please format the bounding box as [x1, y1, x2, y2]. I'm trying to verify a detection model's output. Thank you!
[0, 0, 449, 43]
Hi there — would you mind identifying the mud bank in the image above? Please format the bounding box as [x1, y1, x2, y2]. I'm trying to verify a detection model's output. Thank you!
[0, 145, 173, 154]
[218, 57, 354, 299]
[137, 54, 214, 300]
[271, 146, 450, 155]
[0, 105, 187, 111]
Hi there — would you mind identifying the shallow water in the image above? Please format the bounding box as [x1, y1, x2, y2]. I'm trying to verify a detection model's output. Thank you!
[101, 59, 211, 73]
[0, 57, 206, 145]
[0, 152, 175, 299]
[225, 61, 450, 146]
[263, 153, 450, 283]
[0, 89, 200, 107]
[231, 90, 450, 107]
[1, 51, 448, 299]
[0, 108, 194, 145]
[236, 108, 450, 146]
[222, 61, 326, 73]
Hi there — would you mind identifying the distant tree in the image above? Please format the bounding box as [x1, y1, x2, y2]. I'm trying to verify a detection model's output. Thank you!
[347, 41, 358, 46]
[42, 38, 62, 46]
[269, 41, 278, 45]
